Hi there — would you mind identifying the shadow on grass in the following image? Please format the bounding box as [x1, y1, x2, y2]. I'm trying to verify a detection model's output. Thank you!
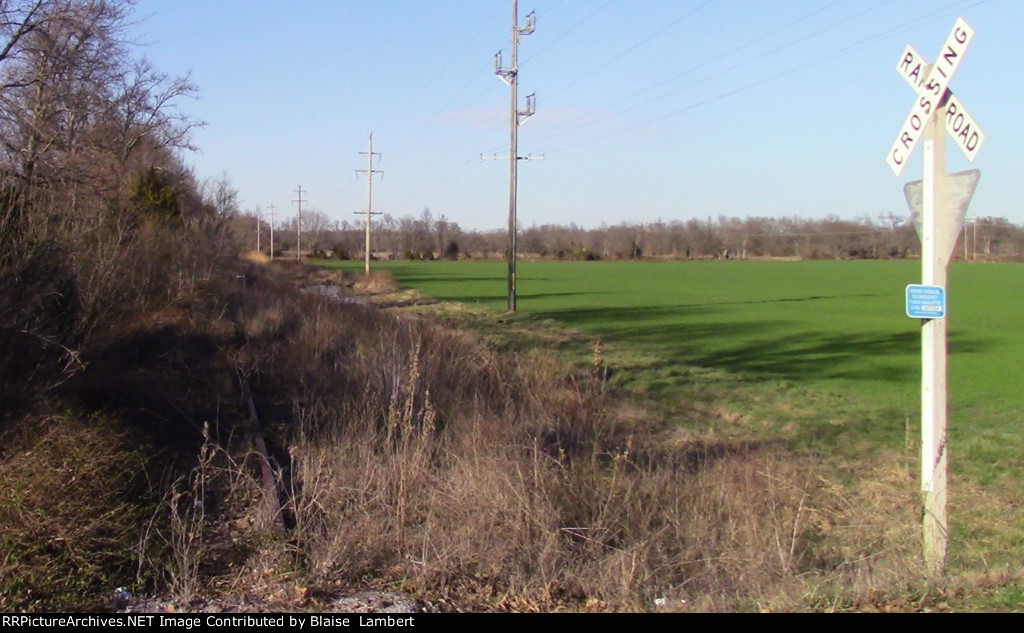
[522, 290, 610, 300]
[380, 266, 552, 287]
[396, 275, 511, 284]
[420, 290, 605, 304]
[533, 301, 993, 384]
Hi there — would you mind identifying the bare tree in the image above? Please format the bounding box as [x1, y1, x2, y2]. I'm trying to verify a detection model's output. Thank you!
[302, 208, 329, 254]
[110, 57, 199, 161]
[204, 173, 238, 217]
[4, 2, 219, 324]
[0, 0, 231, 394]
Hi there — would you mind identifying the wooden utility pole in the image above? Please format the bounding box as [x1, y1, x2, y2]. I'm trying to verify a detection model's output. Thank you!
[973, 218, 978, 261]
[268, 203, 276, 260]
[494, 1, 536, 312]
[293, 186, 306, 261]
[355, 132, 383, 274]
[255, 205, 261, 253]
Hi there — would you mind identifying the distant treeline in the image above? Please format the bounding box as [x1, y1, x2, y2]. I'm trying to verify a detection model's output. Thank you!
[238, 208, 1024, 262]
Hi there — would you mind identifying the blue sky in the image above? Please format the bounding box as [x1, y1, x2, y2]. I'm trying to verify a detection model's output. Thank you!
[129, 0, 1022, 231]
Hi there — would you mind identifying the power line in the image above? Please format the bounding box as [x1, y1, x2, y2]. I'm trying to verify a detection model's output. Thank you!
[533, 0, 848, 141]
[541, 0, 713, 103]
[369, 3, 507, 163]
[335, 0, 989, 232]
[376, 0, 865, 200]
[518, 0, 616, 68]
[536, 0, 976, 152]
[534, 0, 893, 146]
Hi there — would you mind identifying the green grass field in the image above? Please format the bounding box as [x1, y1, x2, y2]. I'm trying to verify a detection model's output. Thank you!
[321, 259, 1023, 486]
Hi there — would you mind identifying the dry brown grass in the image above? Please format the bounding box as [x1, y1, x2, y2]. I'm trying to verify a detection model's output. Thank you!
[0, 259, 977, 611]
[352, 270, 402, 294]
[0, 416, 158, 611]
[222, 277, 930, 611]
[243, 250, 271, 264]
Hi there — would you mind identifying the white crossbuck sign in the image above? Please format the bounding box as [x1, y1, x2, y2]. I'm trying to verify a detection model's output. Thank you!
[887, 18, 982, 175]
[887, 16, 985, 578]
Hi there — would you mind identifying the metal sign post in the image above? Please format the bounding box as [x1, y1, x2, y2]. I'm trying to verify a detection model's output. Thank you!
[886, 17, 981, 578]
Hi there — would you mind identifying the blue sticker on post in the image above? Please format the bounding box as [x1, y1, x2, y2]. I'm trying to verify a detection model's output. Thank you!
[906, 284, 946, 318]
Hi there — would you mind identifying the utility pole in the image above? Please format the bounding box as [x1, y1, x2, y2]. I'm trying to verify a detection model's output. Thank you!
[494, 0, 536, 312]
[268, 203, 276, 260]
[963, 217, 970, 262]
[255, 205, 261, 253]
[293, 186, 306, 262]
[973, 217, 978, 261]
[355, 132, 383, 275]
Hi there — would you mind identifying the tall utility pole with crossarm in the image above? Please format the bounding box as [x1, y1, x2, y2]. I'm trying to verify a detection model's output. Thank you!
[355, 132, 383, 274]
[494, 0, 536, 312]
[293, 186, 306, 261]
[267, 203, 276, 260]
[255, 205, 261, 253]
